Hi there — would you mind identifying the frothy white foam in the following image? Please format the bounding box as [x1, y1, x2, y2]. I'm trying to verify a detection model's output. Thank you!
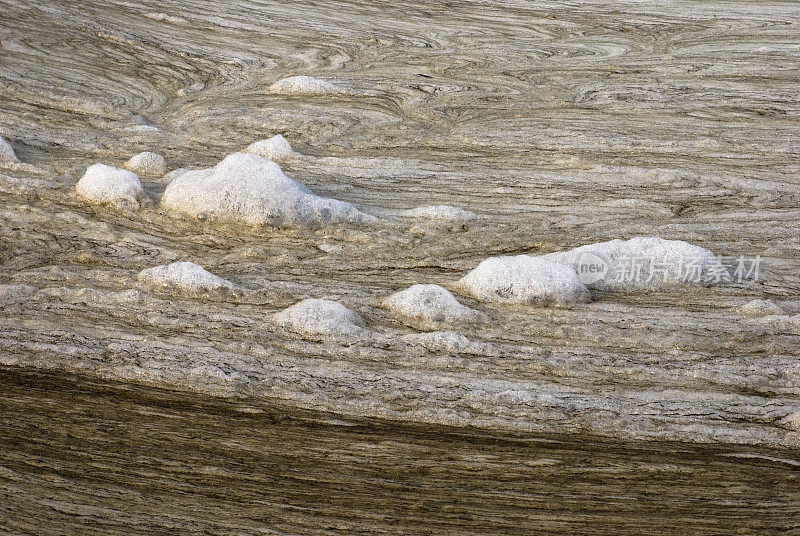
[739, 299, 784, 317]
[76, 163, 145, 208]
[782, 411, 800, 431]
[540, 237, 724, 290]
[138, 262, 235, 293]
[160, 152, 370, 226]
[455, 255, 590, 306]
[144, 12, 189, 25]
[274, 298, 365, 337]
[244, 134, 294, 161]
[404, 205, 477, 231]
[124, 151, 167, 176]
[384, 283, 482, 331]
[268, 75, 340, 95]
[0, 136, 17, 161]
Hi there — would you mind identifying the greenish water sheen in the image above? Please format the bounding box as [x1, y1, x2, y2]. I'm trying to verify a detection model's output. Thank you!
[0, 368, 797, 535]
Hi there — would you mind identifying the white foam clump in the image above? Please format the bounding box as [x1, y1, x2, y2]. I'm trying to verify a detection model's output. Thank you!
[76, 163, 145, 208]
[384, 284, 481, 331]
[162, 168, 190, 182]
[244, 135, 294, 161]
[274, 298, 365, 337]
[0, 136, 17, 161]
[540, 237, 724, 290]
[268, 76, 340, 95]
[751, 313, 800, 331]
[404, 205, 477, 231]
[124, 151, 167, 176]
[160, 152, 369, 226]
[144, 12, 189, 25]
[782, 411, 800, 431]
[739, 299, 784, 317]
[455, 255, 590, 306]
[138, 262, 235, 293]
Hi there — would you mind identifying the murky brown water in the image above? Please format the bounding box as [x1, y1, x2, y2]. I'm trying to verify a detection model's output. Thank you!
[1, 0, 800, 531]
[0, 367, 798, 535]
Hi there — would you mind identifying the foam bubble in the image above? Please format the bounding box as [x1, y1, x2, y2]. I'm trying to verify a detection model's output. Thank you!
[144, 12, 189, 25]
[274, 298, 365, 337]
[540, 237, 724, 290]
[138, 261, 235, 293]
[384, 284, 482, 330]
[161, 168, 189, 182]
[739, 299, 785, 317]
[244, 134, 294, 161]
[76, 163, 145, 208]
[782, 411, 800, 431]
[268, 75, 340, 95]
[0, 136, 17, 161]
[0, 284, 37, 307]
[124, 151, 167, 176]
[455, 255, 590, 306]
[160, 152, 370, 226]
[404, 205, 477, 232]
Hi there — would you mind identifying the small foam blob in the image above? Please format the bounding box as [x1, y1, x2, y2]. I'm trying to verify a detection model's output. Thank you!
[404, 205, 477, 232]
[244, 134, 294, 161]
[160, 152, 370, 226]
[540, 237, 724, 290]
[401, 331, 474, 353]
[740, 299, 785, 317]
[0, 136, 17, 161]
[268, 75, 340, 95]
[384, 284, 482, 331]
[125, 124, 160, 133]
[782, 411, 800, 431]
[138, 261, 235, 293]
[455, 255, 590, 306]
[752, 314, 800, 331]
[274, 298, 365, 337]
[318, 243, 344, 254]
[0, 284, 37, 307]
[76, 163, 145, 208]
[161, 167, 189, 182]
[124, 151, 167, 176]
[144, 12, 189, 25]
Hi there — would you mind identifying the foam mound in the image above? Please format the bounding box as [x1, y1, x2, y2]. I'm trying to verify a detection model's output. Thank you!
[124, 151, 167, 176]
[138, 262, 235, 293]
[384, 284, 481, 331]
[740, 299, 784, 317]
[161, 168, 190, 182]
[268, 75, 340, 95]
[0, 136, 17, 161]
[244, 135, 294, 161]
[160, 152, 370, 226]
[540, 237, 724, 290]
[782, 411, 800, 431]
[455, 255, 590, 306]
[76, 163, 145, 208]
[274, 298, 365, 337]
